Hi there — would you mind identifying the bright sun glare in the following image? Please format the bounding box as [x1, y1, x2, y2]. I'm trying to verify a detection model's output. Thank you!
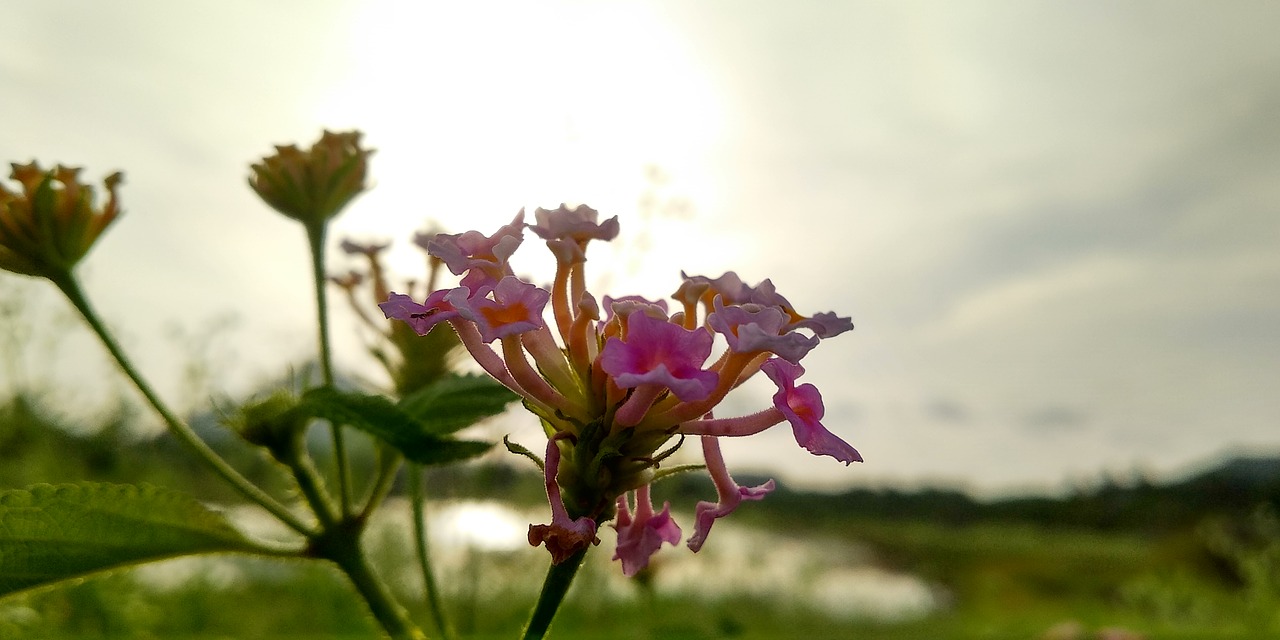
[313, 1, 732, 298]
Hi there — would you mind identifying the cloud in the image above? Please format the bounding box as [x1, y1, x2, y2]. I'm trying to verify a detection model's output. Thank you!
[923, 398, 970, 425]
[1021, 406, 1090, 432]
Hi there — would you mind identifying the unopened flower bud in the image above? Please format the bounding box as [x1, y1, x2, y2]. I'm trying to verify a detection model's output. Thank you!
[0, 162, 123, 279]
[248, 130, 372, 226]
[225, 391, 308, 461]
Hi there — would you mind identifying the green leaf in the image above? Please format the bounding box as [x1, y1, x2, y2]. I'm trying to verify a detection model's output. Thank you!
[397, 373, 519, 435]
[0, 483, 256, 597]
[299, 386, 493, 466]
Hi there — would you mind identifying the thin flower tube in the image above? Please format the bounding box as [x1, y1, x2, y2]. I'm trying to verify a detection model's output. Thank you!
[381, 205, 859, 573]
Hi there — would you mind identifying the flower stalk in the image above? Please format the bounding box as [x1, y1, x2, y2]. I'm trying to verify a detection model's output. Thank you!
[50, 271, 314, 536]
[521, 546, 590, 640]
[306, 220, 354, 516]
[410, 466, 454, 640]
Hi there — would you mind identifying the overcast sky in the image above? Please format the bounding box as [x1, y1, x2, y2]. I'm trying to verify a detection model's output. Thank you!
[3, 1, 1278, 495]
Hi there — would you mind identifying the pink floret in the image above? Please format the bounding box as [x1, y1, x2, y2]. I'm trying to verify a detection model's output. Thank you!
[612, 487, 682, 577]
[761, 359, 862, 465]
[446, 276, 550, 343]
[599, 312, 718, 402]
[529, 203, 620, 243]
[379, 290, 458, 335]
[426, 211, 525, 288]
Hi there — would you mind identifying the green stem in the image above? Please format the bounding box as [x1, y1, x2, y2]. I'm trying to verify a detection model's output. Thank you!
[283, 434, 340, 529]
[409, 466, 453, 640]
[306, 222, 353, 516]
[359, 448, 403, 521]
[522, 547, 590, 640]
[313, 520, 426, 640]
[51, 272, 314, 536]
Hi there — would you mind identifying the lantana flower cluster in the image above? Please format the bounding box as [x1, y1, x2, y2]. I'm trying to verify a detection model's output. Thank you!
[381, 205, 858, 575]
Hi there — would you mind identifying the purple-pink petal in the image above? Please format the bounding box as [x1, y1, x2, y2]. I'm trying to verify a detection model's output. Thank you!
[529, 203, 620, 242]
[425, 211, 525, 284]
[761, 359, 862, 465]
[602, 295, 669, 323]
[379, 290, 458, 335]
[793, 311, 855, 338]
[612, 488, 682, 577]
[599, 311, 717, 402]
[687, 474, 774, 552]
[680, 271, 752, 305]
[707, 298, 818, 363]
[686, 435, 776, 552]
[446, 276, 549, 343]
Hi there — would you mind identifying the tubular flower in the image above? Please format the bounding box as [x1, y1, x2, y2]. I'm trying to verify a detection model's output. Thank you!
[612, 483, 681, 576]
[382, 208, 858, 570]
[0, 162, 123, 279]
[427, 211, 525, 289]
[528, 437, 600, 564]
[761, 359, 863, 465]
[687, 435, 775, 552]
[248, 130, 372, 226]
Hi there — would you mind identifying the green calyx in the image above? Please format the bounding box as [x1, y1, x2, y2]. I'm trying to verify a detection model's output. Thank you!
[225, 391, 309, 461]
[554, 418, 685, 522]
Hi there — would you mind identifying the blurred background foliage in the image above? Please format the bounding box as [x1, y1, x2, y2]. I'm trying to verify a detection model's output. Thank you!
[2, 384, 1280, 639]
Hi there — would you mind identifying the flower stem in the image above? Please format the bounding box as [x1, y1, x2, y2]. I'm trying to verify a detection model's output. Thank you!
[283, 434, 340, 529]
[359, 448, 403, 521]
[522, 547, 590, 640]
[312, 519, 426, 640]
[50, 272, 314, 536]
[306, 222, 353, 516]
[409, 466, 454, 640]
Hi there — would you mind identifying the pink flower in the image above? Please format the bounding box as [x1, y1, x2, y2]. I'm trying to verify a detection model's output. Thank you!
[378, 290, 457, 335]
[678, 271, 752, 305]
[749, 279, 854, 339]
[793, 311, 855, 339]
[611, 484, 681, 576]
[707, 297, 818, 364]
[446, 276, 550, 343]
[426, 211, 525, 289]
[602, 295, 670, 324]
[687, 436, 774, 552]
[761, 359, 862, 465]
[599, 311, 718, 402]
[529, 203, 620, 243]
[528, 438, 600, 564]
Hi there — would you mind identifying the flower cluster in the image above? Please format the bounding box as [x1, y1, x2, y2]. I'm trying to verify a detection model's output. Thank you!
[248, 130, 372, 227]
[381, 205, 858, 575]
[0, 162, 123, 279]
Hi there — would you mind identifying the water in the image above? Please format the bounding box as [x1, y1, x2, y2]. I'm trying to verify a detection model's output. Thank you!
[131, 498, 941, 623]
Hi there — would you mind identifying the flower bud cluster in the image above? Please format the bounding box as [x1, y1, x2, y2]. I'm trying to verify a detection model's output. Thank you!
[248, 130, 372, 227]
[0, 162, 122, 279]
[381, 205, 858, 574]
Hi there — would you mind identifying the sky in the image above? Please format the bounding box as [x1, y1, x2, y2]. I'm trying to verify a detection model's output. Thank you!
[2, 1, 1278, 496]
